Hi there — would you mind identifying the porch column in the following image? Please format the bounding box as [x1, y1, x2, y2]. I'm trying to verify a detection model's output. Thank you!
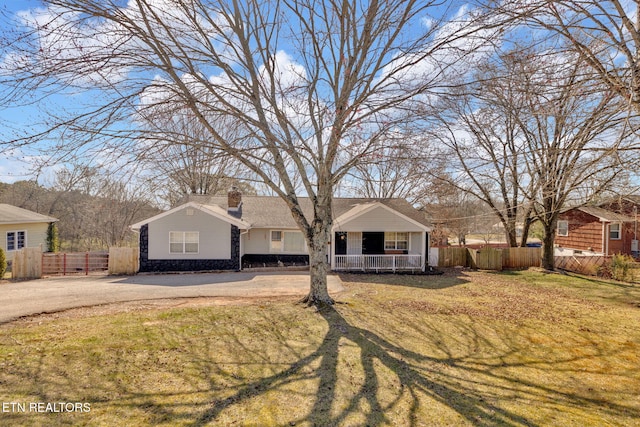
[330, 229, 335, 270]
[422, 231, 427, 271]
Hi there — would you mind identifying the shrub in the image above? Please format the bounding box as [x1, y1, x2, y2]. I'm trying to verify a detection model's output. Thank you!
[610, 254, 635, 282]
[46, 222, 60, 252]
[0, 248, 6, 279]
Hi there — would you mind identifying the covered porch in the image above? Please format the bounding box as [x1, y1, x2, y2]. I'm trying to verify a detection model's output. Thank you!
[331, 230, 429, 272]
[329, 201, 431, 272]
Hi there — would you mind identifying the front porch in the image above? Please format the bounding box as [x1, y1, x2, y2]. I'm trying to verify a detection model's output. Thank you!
[331, 231, 428, 272]
[334, 254, 423, 272]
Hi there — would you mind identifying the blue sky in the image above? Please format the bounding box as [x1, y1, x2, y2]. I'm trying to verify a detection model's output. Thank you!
[0, 0, 497, 188]
[0, 0, 48, 183]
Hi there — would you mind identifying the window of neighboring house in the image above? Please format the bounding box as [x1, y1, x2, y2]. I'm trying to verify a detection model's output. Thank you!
[271, 230, 306, 253]
[557, 220, 569, 237]
[384, 232, 408, 250]
[6, 231, 25, 251]
[609, 223, 621, 240]
[170, 231, 199, 254]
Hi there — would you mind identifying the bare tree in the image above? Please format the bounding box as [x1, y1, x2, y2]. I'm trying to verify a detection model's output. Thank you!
[512, 1, 640, 113]
[431, 40, 636, 268]
[140, 111, 253, 206]
[432, 48, 536, 248]
[516, 49, 633, 269]
[344, 136, 433, 204]
[1, 0, 501, 306]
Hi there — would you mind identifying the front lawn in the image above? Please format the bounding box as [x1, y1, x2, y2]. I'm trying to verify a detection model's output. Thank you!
[1, 269, 639, 426]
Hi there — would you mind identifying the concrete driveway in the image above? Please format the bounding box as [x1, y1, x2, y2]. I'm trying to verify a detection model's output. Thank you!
[0, 272, 344, 324]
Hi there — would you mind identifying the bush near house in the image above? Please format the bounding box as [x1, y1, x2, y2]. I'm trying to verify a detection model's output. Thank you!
[609, 253, 636, 282]
[0, 248, 6, 279]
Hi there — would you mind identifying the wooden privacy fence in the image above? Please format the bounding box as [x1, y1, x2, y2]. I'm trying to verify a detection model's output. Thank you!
[12, 247, 139, 279]
[438, 247, 469, 267]
[108, 247, 138, 275]
[12, 247, 43, 279]
[503, 247, 543, 269]
[436, 246, 542, 270]
[469, 248, 504, 271]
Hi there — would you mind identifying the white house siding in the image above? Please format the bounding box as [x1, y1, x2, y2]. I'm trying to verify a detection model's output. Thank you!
[1, 223, 50, 261]
[409, 232, 423, 255]
[242, 228, 271, 254]
[242, 228, 309, 255]
[147, 208, 231, 260]
[333, 205, 424, 232]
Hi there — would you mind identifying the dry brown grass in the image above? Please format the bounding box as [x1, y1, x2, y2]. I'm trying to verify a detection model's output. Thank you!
[0, 269, 639, 426]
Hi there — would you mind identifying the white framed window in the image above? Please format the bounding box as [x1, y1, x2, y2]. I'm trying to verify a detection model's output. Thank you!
[271, 230, 306, 253]
[557, 220, 569, 237]
[609, 223, 621, 240]
[170, 231, 199, 254]
[270, 230, 282, 252]
[6, 231, 25, 251]
[384, 232, 408, 250]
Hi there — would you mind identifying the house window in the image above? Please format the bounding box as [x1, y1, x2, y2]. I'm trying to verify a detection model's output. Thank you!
[6, 231, 25, 251]
[170, 231, 199, 254]
[384, 232, 408, 250]
[557, 220, 568, 237]
[270, 230, 282, 251]
[271, 230, 306, 253]
[609, 223, 621, 240]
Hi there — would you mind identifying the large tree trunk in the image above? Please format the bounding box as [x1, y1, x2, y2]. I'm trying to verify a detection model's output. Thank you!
[504, 222, 518, 248]
[299, 189, 334, 308]
[302, 229, 333, 307]
[541, 222, 556, 271]
[519, 210, 534, 248]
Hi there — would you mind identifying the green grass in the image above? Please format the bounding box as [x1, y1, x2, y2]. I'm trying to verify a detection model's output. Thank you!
[1, 269, 639, 426]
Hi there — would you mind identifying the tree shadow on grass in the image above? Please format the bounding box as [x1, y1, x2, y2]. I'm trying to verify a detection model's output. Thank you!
[337, 270, 470, 290]
[2, 294, 639, 426]
[188, 304, 638, 426]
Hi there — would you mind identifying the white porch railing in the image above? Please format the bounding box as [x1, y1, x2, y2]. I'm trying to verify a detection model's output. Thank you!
[334, 254, 423, 272]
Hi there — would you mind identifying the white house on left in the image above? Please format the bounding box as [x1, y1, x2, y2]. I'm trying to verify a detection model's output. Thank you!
[0, 204, 58, 261]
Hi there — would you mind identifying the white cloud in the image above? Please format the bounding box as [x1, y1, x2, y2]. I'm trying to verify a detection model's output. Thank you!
[0, 147, 49, 183]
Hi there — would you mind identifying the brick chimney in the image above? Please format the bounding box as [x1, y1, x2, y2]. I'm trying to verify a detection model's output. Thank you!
[228, 186, 242, 212]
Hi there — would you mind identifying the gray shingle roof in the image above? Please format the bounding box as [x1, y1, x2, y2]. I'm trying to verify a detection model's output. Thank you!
[577, 206, 636, 222]
[186, 195, 431, 229]
[0, 204, 58, 224]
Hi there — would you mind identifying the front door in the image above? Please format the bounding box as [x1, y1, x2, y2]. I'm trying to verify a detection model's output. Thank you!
[335, 232, 347, 255]
[362, 232, 385, 254]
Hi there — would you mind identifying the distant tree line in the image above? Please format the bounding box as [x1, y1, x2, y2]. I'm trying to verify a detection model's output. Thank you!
[0, 173, 161, 252]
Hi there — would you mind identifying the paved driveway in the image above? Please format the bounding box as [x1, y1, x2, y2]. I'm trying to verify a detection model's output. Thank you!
[0, 272, 344, 324]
